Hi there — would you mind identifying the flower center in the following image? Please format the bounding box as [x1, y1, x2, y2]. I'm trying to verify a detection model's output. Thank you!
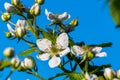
[50, 45, 59, 56]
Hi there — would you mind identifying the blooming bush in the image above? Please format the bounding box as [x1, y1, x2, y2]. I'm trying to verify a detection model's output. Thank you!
[0, 0, 120, 80]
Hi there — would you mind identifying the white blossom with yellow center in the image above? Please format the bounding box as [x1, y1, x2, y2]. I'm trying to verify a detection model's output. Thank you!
[36, 33, 70, 68]
[71, 46, 107, 58]
[45, 9, 70, 22]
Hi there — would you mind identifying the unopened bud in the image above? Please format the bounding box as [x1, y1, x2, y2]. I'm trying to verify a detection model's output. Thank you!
[5, 32, 12, 38]
[11, 57, 20, 68]
[22, 56, 35, 69]
[1, 12, 11, 22]
[104, 68, 116, 80]
[16, 27, 26, 38]
[4, 2, 16, 13]
[3, 47, 14, 58]
[70, 19, 78, 27]
[35, 0, 44, 5]
[30, 3, 40, 16]
[11, 0, 20, 6]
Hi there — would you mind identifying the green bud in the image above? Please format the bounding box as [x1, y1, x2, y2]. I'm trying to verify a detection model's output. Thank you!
[30, 3, 40, 16]
[1, 12, 11, 22]
[5, 32, 12, 38]
[70, 19, 78, 27]
[83, 51, 95, 61]
[35, 0, 44, 5]
[16, 27, 26, 38]
[11, 0, 20, 6]
[3, 47, 14, 58]
[87, 51, 94, 60]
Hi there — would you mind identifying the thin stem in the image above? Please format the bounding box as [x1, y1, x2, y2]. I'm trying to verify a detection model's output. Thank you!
[26, 71, 45, 80]
[8, 21, 16, 27]
[26, 20, 39, 39]
[22, 38, 35, 46]
[33, 16, 36, 29]
[72, 55, 84, 74]
[53, 25, 57, 35]
[58, 64, 71, 73]
[5, 70, 14, 80]
[85, 61, 88, 72]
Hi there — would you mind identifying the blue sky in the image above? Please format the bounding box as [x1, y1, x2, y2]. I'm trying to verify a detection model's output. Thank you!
[0, 0, 120, 80]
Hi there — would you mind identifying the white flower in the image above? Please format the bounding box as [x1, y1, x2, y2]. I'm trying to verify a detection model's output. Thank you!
[21, 56, 35, 69]
[92, 47, 107, 57]
[36, 33, 70, 68]
[104, 68, 116, 80]
[4, 2, 16, 13]
[71, 45, 85, 56]
[85, 72, 98, 80]
[30, 3, 40, 16]
[11, 57, 20, 68]
[7, 19, 26, 37]
[45, 9, 70, 22]
[3, 47, 14, 58]
[117, 69, 120, 78]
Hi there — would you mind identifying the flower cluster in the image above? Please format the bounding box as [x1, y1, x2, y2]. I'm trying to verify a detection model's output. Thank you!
[3, 47, 36, 70]
[0, 0, 118, 80]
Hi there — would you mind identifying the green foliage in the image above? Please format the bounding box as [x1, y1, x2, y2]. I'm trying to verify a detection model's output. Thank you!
[109, 0, 120, 27]
[67, 72, 84, 80]
[19, 47, 37, 56]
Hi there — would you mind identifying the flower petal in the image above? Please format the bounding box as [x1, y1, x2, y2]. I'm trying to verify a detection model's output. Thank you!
[58, 47, 70, 57]
[58, 12, 70, 21]
[36, 39, 52, 52]
[72, 45, 84, 56]
[16, 19, 26, 27]
[95, 52, 107, 57]
[7, 24, 15, 36]
[48, 56, 61, 68]
[56, 33, 68, 49]
[92, 47, 102, 53]
[36, 53, 50, 61]
[90, 74, 98, 80]
[4, 2, 16, 13]
[45, 9, 56, 21]
[104, 68, 116, 79]
[85, 72, 90, 80]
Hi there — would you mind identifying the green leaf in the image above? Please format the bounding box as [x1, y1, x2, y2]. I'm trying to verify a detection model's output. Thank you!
[110, 0, 120, 27]
[98, 42, 112, 47]
[19, 47, 37, 56]
[40, 30, 58, 44]
[48, 73, 65, 80]
[98, 76, 105, 80]
[67, 72, 84, 80]
[90, 64, 111, 74]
